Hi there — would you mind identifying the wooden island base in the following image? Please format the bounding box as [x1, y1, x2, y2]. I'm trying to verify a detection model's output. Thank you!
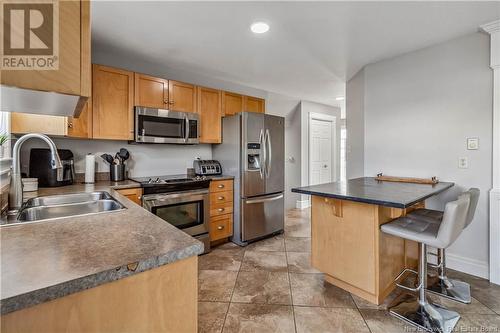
[1, 256, 198, 333]
[311, 196, 422, 305]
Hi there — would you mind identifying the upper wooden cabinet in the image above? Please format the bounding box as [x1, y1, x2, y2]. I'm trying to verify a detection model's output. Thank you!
[10, 113, 68, 136]
[67, 98, 92, 138]
[134, 73, 169, 109]
[222, 92, 244, 116]
[92, 65, 134, 140]
[1, 0, 91, 98]
[244, 96, 265, 113]
[169, 81, 197, 113]
[198, 87, 222, 144]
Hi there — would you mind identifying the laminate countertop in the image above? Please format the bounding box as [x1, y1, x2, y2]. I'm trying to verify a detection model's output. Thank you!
[0, 180, 204, 315]
[292, 177, 454, 208]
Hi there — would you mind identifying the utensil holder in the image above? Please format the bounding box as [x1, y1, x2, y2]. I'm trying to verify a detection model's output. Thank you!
[110, 164, 125, 182]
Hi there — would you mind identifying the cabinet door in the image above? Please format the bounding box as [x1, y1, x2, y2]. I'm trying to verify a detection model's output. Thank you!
[244, 96, 265, 113]
[198, 87, 222, 144]
[10, 113, 67, 136]
[1, 0, 90, 97]
[67, 98, 92, 138]
[116, 188, 143, 205]
[222, 92, 243, 116]
[169, 81, 197, 113]
[134, 73, 169, 108]
[92, 65, 134, 140]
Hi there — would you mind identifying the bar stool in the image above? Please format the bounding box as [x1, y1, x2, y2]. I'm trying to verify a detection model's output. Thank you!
[407, 188, 480, 303]
[381, 192, 471, 333]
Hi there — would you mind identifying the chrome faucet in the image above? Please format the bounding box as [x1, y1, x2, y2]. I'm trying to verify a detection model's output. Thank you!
[9, 133, 63, 212]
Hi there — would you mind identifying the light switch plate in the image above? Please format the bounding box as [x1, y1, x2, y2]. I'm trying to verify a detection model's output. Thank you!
[458, 157, 469, 169]
[467, 137, 479, 150]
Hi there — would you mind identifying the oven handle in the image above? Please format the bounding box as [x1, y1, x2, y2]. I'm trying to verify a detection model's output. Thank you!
[142, 190, 209, 207]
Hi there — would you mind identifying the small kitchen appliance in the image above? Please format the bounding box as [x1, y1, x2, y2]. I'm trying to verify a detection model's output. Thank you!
[193, 159, 222, 176]
[29, 148, 74, 187]
[134, 107, 199, 144]
[129, 174, 211, 253]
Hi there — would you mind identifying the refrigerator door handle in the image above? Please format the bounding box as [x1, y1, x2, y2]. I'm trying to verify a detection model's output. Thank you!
[246, 193, 284, 204]
[265, 129, 272, 178]
[259, 129, 265, 179]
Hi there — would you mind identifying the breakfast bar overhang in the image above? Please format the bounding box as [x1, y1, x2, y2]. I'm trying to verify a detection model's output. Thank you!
[292, 177, 454, 304]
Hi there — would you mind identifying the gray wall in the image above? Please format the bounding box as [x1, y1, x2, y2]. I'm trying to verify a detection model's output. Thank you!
[357, 32, 492, 277]
[346, 69, 365, 179]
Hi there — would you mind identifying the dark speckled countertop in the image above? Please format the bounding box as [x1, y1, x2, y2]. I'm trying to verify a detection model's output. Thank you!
[0, 180, 204, 315]
[292, 177, 454, 208]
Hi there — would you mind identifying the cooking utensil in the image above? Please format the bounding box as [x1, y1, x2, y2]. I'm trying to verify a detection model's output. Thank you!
[118, 148, 130, 162]
[100, 154, 114, 164]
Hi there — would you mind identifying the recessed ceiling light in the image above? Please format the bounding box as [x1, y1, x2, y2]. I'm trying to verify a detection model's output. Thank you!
[250, 22, 269, 34]
[336, 96, 345, 101]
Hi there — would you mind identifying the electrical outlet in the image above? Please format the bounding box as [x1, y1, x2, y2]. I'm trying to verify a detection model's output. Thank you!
[458, 157, 469, 169]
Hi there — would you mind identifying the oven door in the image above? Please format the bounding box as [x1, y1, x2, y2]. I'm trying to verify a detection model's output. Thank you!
[142, 189, 209, 236]
[135, 107, 199, 144]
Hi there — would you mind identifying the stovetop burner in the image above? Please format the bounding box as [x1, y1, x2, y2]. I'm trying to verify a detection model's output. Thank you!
[130, 174, 210, 194]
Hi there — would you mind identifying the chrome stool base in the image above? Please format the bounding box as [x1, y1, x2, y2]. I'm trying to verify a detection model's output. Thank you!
[389, 293, 461, 333]
[427, 276, 472, 304]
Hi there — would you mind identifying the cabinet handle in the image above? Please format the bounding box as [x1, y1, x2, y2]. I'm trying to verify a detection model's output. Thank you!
[68, 122, 73, 128]
[218, 196, 224, 200]
[217, 184, 224, 188]
[217, 225, 224, 230]
[169, 101, 174, 105]
[218, 208, 225, 212]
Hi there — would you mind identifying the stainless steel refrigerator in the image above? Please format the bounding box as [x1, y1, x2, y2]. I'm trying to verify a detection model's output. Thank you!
[213, 112, 285, 245]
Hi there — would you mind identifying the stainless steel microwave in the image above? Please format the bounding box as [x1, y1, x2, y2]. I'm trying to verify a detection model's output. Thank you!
[134, 106, 199, 144]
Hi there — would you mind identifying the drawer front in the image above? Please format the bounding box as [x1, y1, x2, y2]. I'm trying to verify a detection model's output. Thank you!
[210, 180, 233, 193]
[210, 214, 233, 241]
[116, 188, 143, 205]
[210, 202, 233, 217]
[210, 191, 233, 205]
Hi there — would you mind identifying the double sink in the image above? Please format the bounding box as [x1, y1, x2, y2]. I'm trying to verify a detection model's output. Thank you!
[8, 191, 126, 224]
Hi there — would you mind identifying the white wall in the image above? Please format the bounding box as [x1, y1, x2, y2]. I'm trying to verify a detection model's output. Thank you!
[18, 137, 212, 177]
[360, 32, 493, 278]
[346, 69, 365, 179]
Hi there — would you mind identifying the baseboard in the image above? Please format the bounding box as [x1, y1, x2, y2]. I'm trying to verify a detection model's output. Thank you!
[446, 253, 489, 279]
[296, 199, 310, 209]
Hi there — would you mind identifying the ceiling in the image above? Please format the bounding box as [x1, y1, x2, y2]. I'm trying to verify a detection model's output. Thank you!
[92, 1, 499, 106]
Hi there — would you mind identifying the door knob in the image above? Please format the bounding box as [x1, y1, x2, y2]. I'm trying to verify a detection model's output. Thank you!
[323, 164, 328, 168]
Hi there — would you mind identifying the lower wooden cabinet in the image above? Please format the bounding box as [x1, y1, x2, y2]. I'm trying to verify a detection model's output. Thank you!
[210, 214, 233, 241]
[115, 188, 143, 205]
[209, 179, 234, 242]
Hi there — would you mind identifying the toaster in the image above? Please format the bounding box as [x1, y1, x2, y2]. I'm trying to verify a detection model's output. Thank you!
[193, 159, 222, 176]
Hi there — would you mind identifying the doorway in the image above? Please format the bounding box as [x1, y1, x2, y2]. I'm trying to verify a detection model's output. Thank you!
[309, 113, 336, 186]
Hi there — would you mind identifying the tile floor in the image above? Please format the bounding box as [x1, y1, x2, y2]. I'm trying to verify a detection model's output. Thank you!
[198, 208, 500, 333]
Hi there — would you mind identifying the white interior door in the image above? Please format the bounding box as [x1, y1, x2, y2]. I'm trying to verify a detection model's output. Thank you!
[310, 118, 333, 185]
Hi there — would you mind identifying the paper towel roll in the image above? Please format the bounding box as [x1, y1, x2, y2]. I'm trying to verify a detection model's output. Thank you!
[84, 154, 95, 184]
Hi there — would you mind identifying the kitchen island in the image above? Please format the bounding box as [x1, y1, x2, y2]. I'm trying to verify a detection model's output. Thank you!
[1, 181, 203, 333]
[292, 177, 453, 304]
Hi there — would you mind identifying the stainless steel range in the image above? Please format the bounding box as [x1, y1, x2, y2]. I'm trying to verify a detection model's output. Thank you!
[130, 174, 211, 253]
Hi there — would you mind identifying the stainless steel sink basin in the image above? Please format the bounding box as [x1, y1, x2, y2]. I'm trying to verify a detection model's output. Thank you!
[23, 191, 115, 208]
[6, 191, 126, 224]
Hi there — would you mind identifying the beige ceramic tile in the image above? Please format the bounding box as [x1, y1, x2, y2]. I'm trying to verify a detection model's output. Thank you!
[246, 236, 285, 252]
[287, 252, 320, 274]
[198, 301, 230, 333]
[240, 251, 288, 272]
[294, 306, 370, 333]
[223, 303, 295, 333]
[199, 270, 238, 302]
[284, 237, 311, 252]
[231, 271, 292, 305]
[359, 309, 413, 333]
[290, 273, 356, 308]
